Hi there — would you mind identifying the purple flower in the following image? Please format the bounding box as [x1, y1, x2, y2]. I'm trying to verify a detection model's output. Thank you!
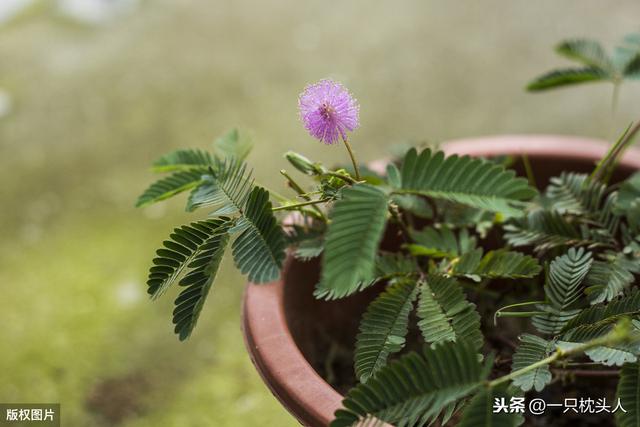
[298, 79, 359, 145]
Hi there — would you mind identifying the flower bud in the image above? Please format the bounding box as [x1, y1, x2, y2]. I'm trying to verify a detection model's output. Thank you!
[284, 151, 324, 175]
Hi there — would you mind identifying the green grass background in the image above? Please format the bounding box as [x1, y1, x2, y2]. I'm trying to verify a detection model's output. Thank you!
[0, 1, 639, 426]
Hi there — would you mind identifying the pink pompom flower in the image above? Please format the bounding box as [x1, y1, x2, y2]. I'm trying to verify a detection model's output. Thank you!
[298, 79, 360, 145]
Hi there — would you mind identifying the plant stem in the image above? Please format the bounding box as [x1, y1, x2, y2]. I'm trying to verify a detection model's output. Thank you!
[342, 136, 361, 181]
[521, 154, 537, 188]
[495, 311, 546, 318]
[590, 120, 640, 183]
[611, 81, 620, 120]
[324, 170, 359, 184]
[272, 199, 326, 212]
[551, 368, 619, 378]
[493, 301, 545, 326]
[487, 328, 630, 388]
[280, 169, 327, 221]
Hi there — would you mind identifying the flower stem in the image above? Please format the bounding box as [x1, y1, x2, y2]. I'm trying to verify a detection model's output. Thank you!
[341, 136, 361, 181]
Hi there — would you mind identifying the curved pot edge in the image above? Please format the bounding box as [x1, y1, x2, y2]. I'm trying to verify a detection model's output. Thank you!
[443, 134, 640, 164]
[241, 256, 343, 427]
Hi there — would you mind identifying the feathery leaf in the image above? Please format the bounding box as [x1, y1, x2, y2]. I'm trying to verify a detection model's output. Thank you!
[451, 248, 541, 281]
[555, 39, 613, 70]
[616, 362, 640, 427]
[416, 275, 483, 350]
[146, 218, 231, 299]
[544, 172, 606, 215]
[213, 128, 253, 160]
[355, 279, 418, 383]
[317, 184, 389, 299]
[563, 289, 640, 333]
[504, 209, 597, 253]
[510, 334, 554, 392]
[458, 385, 523, 427]
[396, 148, 537, 217]
[186, 159, 254, 215]
[533, 248, 592, 334]
[231, 187, 286, 283]
[331, 340, 486, 427]
[173, 223, 230, 340]
[585, 256, 635, 304]
[558, 322, 640, 366]
[136, 169, 207, 208]
[151, 148, 215, 172]
[408, 226, 476, 259]
[526, 67, 608, 91]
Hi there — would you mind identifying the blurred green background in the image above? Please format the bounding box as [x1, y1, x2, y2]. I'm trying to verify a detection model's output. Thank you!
[1, 1, 639, 426]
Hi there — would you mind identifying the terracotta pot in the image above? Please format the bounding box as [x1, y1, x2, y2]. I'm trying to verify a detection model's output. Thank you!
[242, 135, 640, 427]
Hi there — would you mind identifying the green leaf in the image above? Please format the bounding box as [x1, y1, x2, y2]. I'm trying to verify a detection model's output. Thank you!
[231, 187, 286, 283]
[146, 218, 231, 299]
[563, 289, 640, 333]
[386, 163, 402, 188]
[408, 226, 476, 259]
[532, 305, 582, 336]
[526, 67, 608, 91]
[616, 362, 640, 427]
[544, 172, 606, 215]
[151, 148, 215, 172]
[533, 248, 592, 334]
[504, 209, 595, 253]
[585, 256, 635, 304]
[213, 128, 253, 160]
[316, 184, 389, 299]
[558, 322, 640, 366]
[615, 33, 640, 76]
[510, 334, 554, 392]
[355, 279, 418, 383]
[361, 253, 419, 291]
[458, 385, 523, 427]
[545, 248, 592, 310]
[416, 275, 483, 350]
[293, 236, 323, 261]
[616, 172, 640, 212]
[396, 148, 537, 217]
[623, 52, 640, 78]
[391, 194, 433, 219]
[556, 39, 613, 70]
[186, 159, 254, 215]
[136, 169, 207, 207]
[173, 224, 230, 340]
[451, 248, 541, 280]
[331, 340, 486, 427]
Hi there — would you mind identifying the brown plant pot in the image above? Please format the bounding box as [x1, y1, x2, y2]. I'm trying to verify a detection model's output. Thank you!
[242, 135, 640, 427]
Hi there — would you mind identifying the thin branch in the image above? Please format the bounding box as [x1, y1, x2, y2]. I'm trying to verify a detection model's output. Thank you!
[272, 199, 327, 212]
[280, 169, 327, 221]
[487, 324, 634, 388]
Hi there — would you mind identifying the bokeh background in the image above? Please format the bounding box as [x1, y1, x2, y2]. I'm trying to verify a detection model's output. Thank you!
[1, 1, 639, 426]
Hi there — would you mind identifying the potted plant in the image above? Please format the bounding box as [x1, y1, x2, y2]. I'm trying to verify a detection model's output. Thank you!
[137, 34, 640, 426]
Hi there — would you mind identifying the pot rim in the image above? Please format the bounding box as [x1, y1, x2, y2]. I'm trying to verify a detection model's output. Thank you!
[241, 134, 640, 427]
